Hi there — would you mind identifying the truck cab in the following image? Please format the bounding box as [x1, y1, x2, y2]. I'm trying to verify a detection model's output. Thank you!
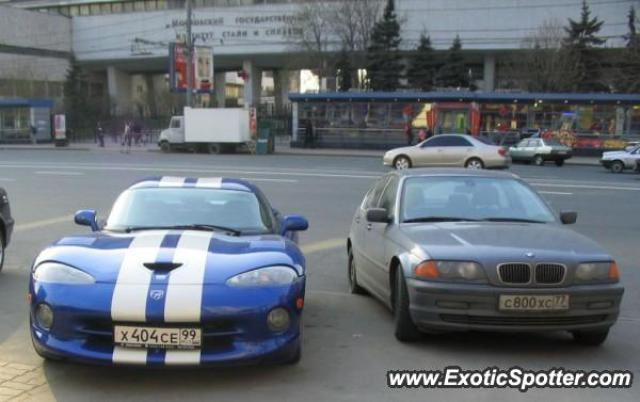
[158, 116, 184, 151]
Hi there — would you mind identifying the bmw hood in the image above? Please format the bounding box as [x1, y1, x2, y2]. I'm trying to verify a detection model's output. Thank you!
[34, 230, 303, 284]
[400, 222, 611, 262]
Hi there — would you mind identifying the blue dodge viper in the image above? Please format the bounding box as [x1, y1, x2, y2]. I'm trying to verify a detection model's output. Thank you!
[29, 177, 309, 366]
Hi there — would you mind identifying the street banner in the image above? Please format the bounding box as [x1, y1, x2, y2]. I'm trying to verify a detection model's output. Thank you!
[54, 114, 66, 141]
[169, 43, 214, 93]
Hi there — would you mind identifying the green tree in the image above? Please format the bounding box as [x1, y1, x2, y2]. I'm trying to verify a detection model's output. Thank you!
[366, 0, 402, 91]
[407, 33, 435, 91]
[435, 35, 470, 89]
[336, 49, 354, 92]
[63, 57, 88, 135]
[563, 0, 607, 92]
[616, 6, 640, 93]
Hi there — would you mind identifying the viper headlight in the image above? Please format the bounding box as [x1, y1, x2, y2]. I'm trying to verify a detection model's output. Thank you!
[415, 260, 487, 282]
[575, 262, 619, 283]
[33, 262, 95, 284]
[227, 266, 299, 287]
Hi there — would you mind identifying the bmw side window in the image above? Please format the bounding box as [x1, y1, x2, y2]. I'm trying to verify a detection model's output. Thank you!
[379, 177, 399, 219]
[517, 139, 528, 147]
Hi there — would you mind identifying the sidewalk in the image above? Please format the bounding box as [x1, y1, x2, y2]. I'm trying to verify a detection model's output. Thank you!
[0, 141, 602, 166]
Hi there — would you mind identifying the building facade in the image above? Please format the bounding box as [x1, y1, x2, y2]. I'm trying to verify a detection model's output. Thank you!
[0, 0, 635, 124]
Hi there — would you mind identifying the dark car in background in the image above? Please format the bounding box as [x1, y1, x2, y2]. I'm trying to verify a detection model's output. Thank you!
[0, 187, 14, 272]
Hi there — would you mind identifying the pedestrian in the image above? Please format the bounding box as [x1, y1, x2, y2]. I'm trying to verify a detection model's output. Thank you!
[404, 122, 413, 145]
[304, 119, 314, 148]
[96, 122, 105, 148]
[418, 128, 427, 143]
[121, 121, 132, 154]
[29, 124, 37, 144]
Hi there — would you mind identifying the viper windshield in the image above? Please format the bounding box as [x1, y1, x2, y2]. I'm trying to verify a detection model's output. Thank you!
[105, 188, 274, 234]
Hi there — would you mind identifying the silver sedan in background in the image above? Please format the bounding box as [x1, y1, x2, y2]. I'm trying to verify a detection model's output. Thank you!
[347, 169, 623, 345]
[383, 134, 511, 170]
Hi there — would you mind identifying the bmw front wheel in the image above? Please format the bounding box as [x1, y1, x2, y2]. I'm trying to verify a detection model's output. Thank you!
[393, 268, 421, 342]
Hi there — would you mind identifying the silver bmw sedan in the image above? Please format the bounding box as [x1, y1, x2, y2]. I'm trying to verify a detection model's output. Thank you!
[347, 168, 623, 345]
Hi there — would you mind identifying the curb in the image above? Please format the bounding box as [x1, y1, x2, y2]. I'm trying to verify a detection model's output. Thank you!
[0, 146, 91, 151]
[275, 150, 382, 159]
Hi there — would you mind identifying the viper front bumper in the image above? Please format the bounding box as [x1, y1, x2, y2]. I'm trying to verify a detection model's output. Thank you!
[29, 281, 304, 366]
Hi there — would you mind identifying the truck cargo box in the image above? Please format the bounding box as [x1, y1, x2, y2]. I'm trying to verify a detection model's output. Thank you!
[184, 107, 251, 143]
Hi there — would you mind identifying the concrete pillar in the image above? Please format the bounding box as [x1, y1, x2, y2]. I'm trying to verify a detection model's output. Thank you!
[214, 72, 226, 108]
[291, 102, 299, 141]
[242, 59, 262, 109]
[273, 69, 291, 113]
[107, 66, 132, 116]
[483, 54, 496, 92]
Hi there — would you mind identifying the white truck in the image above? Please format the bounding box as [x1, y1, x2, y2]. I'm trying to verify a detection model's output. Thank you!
[158, 107, 251, 153]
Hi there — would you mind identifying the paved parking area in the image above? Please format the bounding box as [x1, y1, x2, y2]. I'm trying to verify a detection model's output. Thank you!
[0, 149, 638, 401]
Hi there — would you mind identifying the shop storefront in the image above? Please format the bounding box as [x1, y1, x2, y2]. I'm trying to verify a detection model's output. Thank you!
[289, 92, 640, 151]
[0, 99, 54, 143]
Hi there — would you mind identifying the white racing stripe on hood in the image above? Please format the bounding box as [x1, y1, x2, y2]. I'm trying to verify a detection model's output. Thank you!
[159, 176, 186, 187]
[111, 231, 168, 322]
[113, 346, 147, 365]
[164, 231, 213, 322]
[195, 177, 222, 188]
[164, 349, 202, 365]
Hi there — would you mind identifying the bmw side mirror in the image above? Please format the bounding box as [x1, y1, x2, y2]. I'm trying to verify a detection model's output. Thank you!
[366, 208, 390, 223]
[74, 210, 99, 231]
[281, 215, 309, 234]
[560, 211, 577, 225]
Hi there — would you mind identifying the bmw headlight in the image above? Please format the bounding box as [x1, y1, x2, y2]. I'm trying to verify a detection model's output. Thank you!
[227, 266, 299, 287]
[575, 262, 619, 283]
[415, 260, 487, 282]
[33, 262, 95, 284]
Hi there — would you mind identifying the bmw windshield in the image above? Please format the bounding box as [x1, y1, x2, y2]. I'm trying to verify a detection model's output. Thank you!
[105, 188, 274, 234]
[401, 177, 556, 224]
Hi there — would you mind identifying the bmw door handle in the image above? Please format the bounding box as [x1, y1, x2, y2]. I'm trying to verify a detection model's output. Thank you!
[366, 223, 372, 231]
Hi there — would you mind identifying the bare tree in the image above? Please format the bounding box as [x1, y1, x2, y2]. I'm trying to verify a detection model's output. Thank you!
[353, 0, 383, 51]
[505, 19, 579, 92]
[330, 0, 383, 52]
[288, 2, 335, 84]
[288, 1, 383, 89]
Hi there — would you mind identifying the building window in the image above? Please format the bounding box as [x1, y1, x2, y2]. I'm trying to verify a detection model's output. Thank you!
[112, 2, 123, 13]
[101, 3, 113, 14]
[124, 2, 135, 12]
[79, 5, 90, 15]
[145, 0, 157, 11]
[90, 3, 101, 14]
[69, 6, 80, 16]
[49, 82, 63, 98]
[156, 0, 167, 9]
[135, 1, 146, 11]
[0, 80, 13, 97]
